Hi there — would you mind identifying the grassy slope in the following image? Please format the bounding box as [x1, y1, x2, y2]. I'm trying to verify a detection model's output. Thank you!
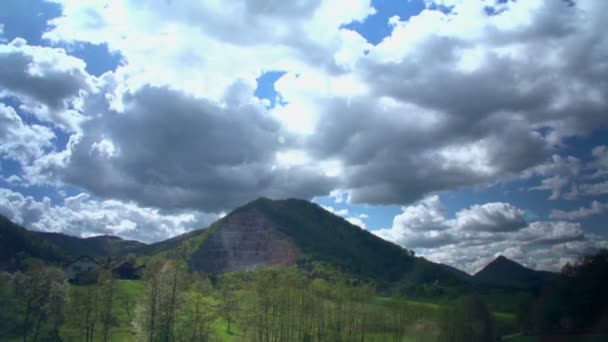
[61, 280, 145, 342]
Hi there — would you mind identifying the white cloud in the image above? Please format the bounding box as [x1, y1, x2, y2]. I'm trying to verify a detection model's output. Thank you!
[346, 216, 367, 230]
[0, 188, 219, 243]
[44, 0, 374, 102]
[374, 195, 606, 273]
[0, 103, 55, 164]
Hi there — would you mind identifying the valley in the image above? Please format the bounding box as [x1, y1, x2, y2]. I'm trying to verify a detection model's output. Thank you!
[1, 198, 606, 341]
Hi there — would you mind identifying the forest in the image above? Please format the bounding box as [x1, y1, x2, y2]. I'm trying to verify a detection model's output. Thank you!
[1, 249, 607, 342]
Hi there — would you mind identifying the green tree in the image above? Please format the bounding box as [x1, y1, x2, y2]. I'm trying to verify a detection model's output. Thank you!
[439, 295, 495, 342]
[98, 270, 116, 342]
[13, 265, 68, 342]
[138, 259, 187, 342]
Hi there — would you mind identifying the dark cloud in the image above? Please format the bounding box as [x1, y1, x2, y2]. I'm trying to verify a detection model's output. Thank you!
[0, 38, 91, 130]
[455, 202, 527, 232]
[28, 82, 335, 212]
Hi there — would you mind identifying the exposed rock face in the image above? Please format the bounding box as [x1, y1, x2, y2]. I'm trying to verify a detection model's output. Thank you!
[189, 209, 299, 274]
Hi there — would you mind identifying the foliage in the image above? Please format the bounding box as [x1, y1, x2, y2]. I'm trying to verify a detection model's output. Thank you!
[0, 265, 69, 341]
[0, 215, 68, 271]
[438, 294, 496, 342]
[32, 232, 145, 258]
[521, 249, 608, 335]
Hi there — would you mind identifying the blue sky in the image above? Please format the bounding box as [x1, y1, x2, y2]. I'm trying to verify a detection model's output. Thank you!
[1, 0, 607, 273]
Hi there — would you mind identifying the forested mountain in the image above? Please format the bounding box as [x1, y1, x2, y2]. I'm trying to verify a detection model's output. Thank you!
[0, 215, 68, 270]
[32, 231, 146, 257]
[146, 197, 468, 285]
[3, 199, 559, 290]
[473, 255, 555, 290]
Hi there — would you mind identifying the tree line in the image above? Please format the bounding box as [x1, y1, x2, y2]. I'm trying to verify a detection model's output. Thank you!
[1, 257, 500, 341]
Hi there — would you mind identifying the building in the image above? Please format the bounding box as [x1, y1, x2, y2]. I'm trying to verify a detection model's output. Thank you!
[64, 256, 98, 281]
[111, 260, 144, 280]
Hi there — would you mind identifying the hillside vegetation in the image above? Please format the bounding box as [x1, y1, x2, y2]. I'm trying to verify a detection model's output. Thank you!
[0, 215, 68, 270]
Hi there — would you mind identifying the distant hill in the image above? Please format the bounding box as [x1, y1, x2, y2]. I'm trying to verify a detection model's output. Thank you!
[33, 231, 146, 258]
[436, 263, 473, 282]
[473, 255, 555, 290]
[0, 215, 68, 270]
[150, 198, 467, 285]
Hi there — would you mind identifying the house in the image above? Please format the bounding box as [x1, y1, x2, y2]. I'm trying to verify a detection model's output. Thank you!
[64, 256, 98, 281]
[111, 260, 144, 280]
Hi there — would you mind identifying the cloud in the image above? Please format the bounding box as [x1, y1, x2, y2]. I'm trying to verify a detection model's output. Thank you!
[528, 146, 608, 200]
[0, 187, 218, 243]
[0, 103, 55, 164]
[44, 0, 374, 100]
[550, 201, 608, 220]
[455, 202, 527, 232]
[23, 0, 607, 210]
[290, 0, 608, 206]
[0, 38, 93, 131]
[321, 203, 368, 229]
[375, 195, 606, 273]
[346, 216, 367, 230]
[24, 81, 335, 212]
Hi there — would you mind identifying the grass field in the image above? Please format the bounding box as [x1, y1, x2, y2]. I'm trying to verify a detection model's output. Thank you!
[56, 282, 600, 342]
[509, 336, 608, 342]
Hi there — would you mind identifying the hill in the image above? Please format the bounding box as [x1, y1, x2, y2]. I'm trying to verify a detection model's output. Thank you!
[0, 215, 68, 270]
[32, 231, 146, 257]
[473, 255, 555, 290]
[153, 197, 467, 285]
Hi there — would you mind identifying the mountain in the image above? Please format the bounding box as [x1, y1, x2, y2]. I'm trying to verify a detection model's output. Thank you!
[32, 231, 146, 258]
[473, 255, 555, 290]
[436, 263, 473, 282]
[153, 198, 466, 285]
[0, 215, 68, 270]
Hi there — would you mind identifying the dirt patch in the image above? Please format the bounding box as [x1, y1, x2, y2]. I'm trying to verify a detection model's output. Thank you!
[189, 209, 299, 273]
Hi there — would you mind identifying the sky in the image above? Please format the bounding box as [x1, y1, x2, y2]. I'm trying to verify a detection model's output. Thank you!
[0, 0, 607, 273]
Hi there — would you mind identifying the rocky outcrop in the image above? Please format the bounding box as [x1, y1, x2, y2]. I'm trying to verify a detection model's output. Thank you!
[188, 209, 299, 274]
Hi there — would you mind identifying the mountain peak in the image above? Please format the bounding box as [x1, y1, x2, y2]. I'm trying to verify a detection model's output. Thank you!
[181, 198, 466, 283]
[474, 255, 555, 289]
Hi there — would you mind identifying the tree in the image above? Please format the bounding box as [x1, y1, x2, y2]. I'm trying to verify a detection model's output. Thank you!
[175, 275, 217, 341]
[439, 295, 495, 342]
[216, 274, 239, 334]
[65, 285, 99, 342]
[13, 265, 68, 342]
[137, 259, 187, 342]
[98, 270, 116, 342]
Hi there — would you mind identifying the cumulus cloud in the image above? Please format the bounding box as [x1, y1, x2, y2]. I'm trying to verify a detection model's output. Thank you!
[0, 38, 92, 130]
[44, 0, 374, 100]
[23, 81, 335, 212]
[455, 202, 527, 232]
[375, 195, 606, 273]
[9, 0, 602, 211]
[0, 103, 55, 164]
[288, 0, 607, 206]
[0, 188, 218, 243]
[2, 0, 608, 264]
